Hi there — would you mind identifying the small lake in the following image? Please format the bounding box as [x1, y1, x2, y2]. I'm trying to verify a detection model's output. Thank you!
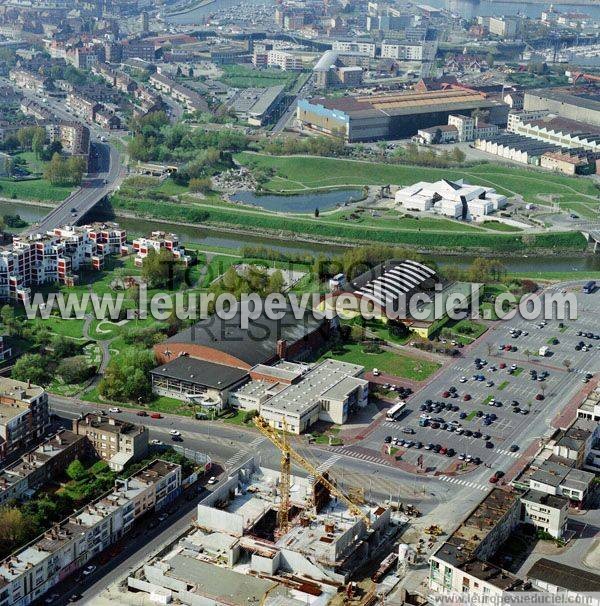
[230, 188, 364, 213]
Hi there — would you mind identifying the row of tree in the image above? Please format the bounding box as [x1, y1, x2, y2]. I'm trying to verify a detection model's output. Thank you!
[43, 153, 86, 186]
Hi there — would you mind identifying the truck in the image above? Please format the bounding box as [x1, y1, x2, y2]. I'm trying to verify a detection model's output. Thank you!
[539, 346, 549, 357]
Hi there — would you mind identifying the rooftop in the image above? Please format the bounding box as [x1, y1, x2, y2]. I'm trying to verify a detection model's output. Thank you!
[521, 489, 568, 510]
[0, 377, 45, 403]
[76, 413, 146, 436]
[150, 356, 249, 390]
[163, 307, 325, 369]
[260, 358, 365, 417]
[528, 558, 600, 592]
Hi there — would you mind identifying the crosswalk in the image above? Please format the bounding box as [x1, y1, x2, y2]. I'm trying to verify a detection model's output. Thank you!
[224, 437, 266, 469]
[332, 446, 389, 466]
[495, 449, 521, 460]
[438, 475, 489, 492]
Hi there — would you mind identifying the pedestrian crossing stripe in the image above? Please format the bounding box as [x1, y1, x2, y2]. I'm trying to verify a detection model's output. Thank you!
[438, 475, 488, 492]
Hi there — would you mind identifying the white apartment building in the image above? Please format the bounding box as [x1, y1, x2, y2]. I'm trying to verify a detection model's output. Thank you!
[448, 114, 499, 142]
[381, 40, 438, 62]
[267, 50, 303, 71]
[132, 231, 191, 267]
[520, 490, 568, 539]
[331, 40, 376, 57]
[0, 460, 181, 606]
[395, 179, 507, 221]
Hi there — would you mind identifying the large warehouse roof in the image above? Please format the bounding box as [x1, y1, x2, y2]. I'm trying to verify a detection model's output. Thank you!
[307, 88, 498, 119]
[164, 307, 325, 368]
[349, 259, 437, 309]
[150, 357, 248, 390]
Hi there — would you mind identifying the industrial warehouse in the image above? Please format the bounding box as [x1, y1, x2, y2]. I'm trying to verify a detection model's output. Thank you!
[296, 88, 508, 141]
[320, 259, 477, 337]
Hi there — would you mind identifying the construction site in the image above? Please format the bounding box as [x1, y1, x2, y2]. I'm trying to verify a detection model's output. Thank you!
[124, 417, 411, 606]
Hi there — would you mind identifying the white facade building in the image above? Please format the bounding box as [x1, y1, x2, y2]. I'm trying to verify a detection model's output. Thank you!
[395, 179, 507, 221]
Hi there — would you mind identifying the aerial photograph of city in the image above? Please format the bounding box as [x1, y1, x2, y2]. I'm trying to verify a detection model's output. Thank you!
[0, 0, 600, 604]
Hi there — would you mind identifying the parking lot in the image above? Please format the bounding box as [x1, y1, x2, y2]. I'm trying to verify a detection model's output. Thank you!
[366, 288, 600, 478]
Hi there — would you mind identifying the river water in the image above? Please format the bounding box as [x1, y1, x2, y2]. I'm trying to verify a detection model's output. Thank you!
[428, 0, 600, 19]
[229, 189, 364, 213]
[3, 200, 600, 273]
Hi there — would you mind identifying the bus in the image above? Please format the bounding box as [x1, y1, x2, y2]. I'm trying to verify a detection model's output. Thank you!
[386, 401, 406, 421]
[583, 281, 596, 294]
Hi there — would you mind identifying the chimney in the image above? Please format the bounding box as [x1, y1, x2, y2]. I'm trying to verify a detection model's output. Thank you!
[276, 339, 287, 360]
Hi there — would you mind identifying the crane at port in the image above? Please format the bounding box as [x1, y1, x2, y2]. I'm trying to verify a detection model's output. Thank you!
[253, 416, 371, 534]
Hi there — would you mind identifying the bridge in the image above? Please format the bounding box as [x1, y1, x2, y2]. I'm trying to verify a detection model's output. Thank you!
[27, 141, 123, 236]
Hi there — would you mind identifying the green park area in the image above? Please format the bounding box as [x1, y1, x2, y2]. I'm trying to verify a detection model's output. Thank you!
[219, 65, 302, 89]
[234, 152, 600, 219]
[319, 342, 440, 381]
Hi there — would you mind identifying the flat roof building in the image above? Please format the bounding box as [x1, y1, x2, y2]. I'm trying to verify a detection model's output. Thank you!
[0, 378, 49, 462]
[230, 359, 368, 434]
[524, 87, 600, 127]
[298, 88, 508, 141]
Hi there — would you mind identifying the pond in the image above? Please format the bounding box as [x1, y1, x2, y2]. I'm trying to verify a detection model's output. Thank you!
[229, 188, 364, 213]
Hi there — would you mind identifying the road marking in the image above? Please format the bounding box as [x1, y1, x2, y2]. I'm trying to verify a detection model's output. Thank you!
[437, 475, 488, 492]
[316, 454, 342, 473]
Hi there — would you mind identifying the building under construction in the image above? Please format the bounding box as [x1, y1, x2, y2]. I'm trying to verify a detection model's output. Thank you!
[127, 457, 401, 605]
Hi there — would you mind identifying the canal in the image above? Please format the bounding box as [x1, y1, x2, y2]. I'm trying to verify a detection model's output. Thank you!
[3, 199, 600, 274]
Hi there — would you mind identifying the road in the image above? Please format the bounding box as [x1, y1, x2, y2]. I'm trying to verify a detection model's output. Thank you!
[1, 77, 126, 235]
[272, 74, 314, 134]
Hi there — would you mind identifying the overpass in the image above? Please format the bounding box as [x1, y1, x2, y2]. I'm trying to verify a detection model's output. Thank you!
[27, 141, 123, 236]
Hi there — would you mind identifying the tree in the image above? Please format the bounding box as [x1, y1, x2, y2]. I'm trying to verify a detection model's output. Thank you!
[66, 459, 87, 481]
[188, 177, 212, 193]
[3, 155, 14, 178]
[524, 349, 532, 361]
[0, 508, 34, 553]
[562, 359, 572, 373]
[1, 304, 20, 336]
[99, 348, 155, 402]
[314, 207, 320, 218]
[267, 269, 285, 294]
[57, 356, 93, 384]
[32, 128, 46, 159]
[51, 335, 80, 359]
[140, 248, 184, 289]
[12, 354, 50, 385]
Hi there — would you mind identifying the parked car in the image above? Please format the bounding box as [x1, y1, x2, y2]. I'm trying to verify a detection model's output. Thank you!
[150, 413, 162, 419]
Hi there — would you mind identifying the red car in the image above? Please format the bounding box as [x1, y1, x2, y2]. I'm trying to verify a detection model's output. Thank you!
[442, 391, 450, 398]
[535, 394, 544, 401]
[150, 412, 162, 419]
[440, 446, 448, 455]
[499, 363, 506, 369]
[489, 475, 499, 483]
[463, 394, 472, 401]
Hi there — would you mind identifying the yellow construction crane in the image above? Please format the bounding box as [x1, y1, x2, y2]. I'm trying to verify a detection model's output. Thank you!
[253, 416, 371, 532]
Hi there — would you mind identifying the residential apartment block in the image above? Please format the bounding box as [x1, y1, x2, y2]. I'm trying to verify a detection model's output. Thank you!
[8, 68, 50, 93]
[0, 224, 126, 302]
[0, 430, 87, 505]
[0, 378, 49, 461]
[0, 460, 181, 606]
[132, 231, 191, 267]
[74, 414, 149, 471]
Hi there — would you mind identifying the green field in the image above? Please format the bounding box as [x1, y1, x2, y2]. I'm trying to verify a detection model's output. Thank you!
[235, 152, 600, 213]
[113, 194, 587, 252]
[0, 178, 72, 202]
[219, 65, 300, 89]
[319, 343, 440, 381]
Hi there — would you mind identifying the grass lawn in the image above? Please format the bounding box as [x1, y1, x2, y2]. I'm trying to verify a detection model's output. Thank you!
[497, 381, 509, 391]
[235, 152, 600, 204]
[30, 316, 87, 340]
[219, 65, 300, 89]
[466, 410, 478, 421]
[319, 343, 440, 381]
[82, 386, 193, 416]
[446, 319, 487, 344]
[481, 221, 522, 232]
[0, 178, 72, 202]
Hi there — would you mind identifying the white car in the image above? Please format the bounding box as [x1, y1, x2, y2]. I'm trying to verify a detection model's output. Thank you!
[169, 430, 181, 436]
[207, 476, 217, 485]
[150, 439, 163, 446]
[83, 565, 96, 576]
[109, 407, 121, 413]
[459, 376, 467, 383]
